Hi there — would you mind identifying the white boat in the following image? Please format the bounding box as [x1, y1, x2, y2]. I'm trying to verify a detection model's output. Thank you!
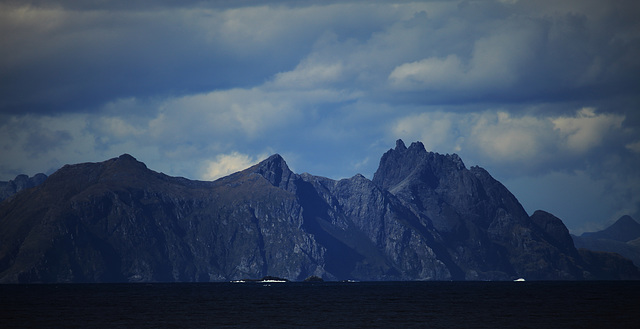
[231, 276, 289, 283]
[513, 278, 525, 282]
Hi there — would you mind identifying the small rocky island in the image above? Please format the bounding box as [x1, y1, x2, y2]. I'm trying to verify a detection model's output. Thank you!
[303, 276, 324, 282]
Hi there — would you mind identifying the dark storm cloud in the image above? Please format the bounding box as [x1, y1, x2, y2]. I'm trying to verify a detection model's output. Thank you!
[384, 1, 640, 110]
[3, 0, 639, 115]
[0, 0, 404, 114]
[1, 0, 639, 233]
[0, 2, 310, 114]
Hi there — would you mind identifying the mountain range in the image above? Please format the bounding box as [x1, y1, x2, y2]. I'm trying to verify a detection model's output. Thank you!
[1, 140, 638, 283]
[572, 215, 640, 268]
[0, 173, 47, 202]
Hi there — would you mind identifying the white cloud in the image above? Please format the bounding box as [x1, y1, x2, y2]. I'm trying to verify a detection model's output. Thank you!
[149, 88, 301, 142]
[201, 152, 267, 181]
[390, 110, 555, 166]
[552, 107, 625, 153]
[145, 86, 361, 150]
[390, 107, 629, 175]
[96, 116, 142, 139]
[391, 111, 460, 152]
[468, 111, 553, 164]
[273, 61, 344, 89]
[388, 55, 465, 90]
[387, 15, 547, 93]
[467, 108, 627, 168]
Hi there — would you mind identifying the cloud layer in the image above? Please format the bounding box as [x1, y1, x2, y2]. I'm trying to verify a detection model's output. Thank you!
[2, 0, 639, 234]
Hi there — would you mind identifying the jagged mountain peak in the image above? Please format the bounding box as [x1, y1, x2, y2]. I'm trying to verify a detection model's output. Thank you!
[250, 153, 296, 191]
[254, 153, 290, 173]
[373, 140, 466, 192]
[392, 139, 427, 155]
[407, 140, 426, 152]
[263, 153, 286, 163]
[394, 139, 426, 153]
[1, 140, 637, 283]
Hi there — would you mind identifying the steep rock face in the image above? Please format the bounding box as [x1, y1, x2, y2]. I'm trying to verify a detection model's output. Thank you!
[0, 152, 454, 283]
[0, 155, 326, 283]
[251, 155, 452, 280]
[297, 172, 451, 280]
[372, 140, 589, 280]
[250, 154, 297, 193]
[1, 141, 638, 283]
[530, 210, 578, 256]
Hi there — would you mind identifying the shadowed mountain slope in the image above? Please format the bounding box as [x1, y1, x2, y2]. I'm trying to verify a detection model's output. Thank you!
[1, 141, 638, 283]
[373, 141, 594, 280]
[573, 216, 640, 267]
[580, 216, 640, 242]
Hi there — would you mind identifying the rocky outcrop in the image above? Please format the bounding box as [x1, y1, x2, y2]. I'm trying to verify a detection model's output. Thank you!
[1, 141, 638, 283]
[0, 173, 47, 202]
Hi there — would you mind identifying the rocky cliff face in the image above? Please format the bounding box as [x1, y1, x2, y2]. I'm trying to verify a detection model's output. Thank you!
[1, 141, 637, 283]
[0, 154, 327, 283]
[372, 141, 593, 280]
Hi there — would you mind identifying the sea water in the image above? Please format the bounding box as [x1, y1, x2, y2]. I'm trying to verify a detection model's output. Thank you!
[1, 281, 638, 328]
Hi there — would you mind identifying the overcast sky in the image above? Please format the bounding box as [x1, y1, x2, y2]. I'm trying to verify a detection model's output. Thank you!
[1, 0, 639, 234]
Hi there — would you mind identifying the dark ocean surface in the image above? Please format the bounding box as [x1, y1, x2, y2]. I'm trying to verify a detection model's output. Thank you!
[1, 281, 638, 328]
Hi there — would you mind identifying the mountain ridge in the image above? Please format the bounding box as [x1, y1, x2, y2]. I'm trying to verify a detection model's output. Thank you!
[0, 173, 47, 202]
[580, 215, 640, 242]
[1, 140, 638, 282]
[572, 215, 640, 267]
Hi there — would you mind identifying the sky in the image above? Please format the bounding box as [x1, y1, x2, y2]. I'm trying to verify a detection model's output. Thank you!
[1, 0, 639, 234]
